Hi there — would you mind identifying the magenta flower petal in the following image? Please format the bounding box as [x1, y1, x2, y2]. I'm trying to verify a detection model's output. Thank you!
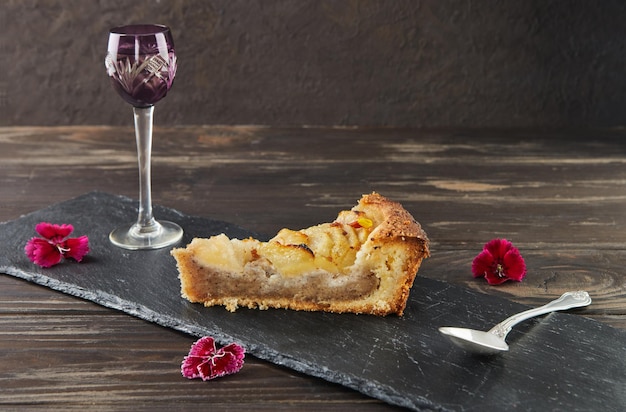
[471, 239, 526, 285]
[182, 337, 245, 381]
[211, 343, 246, 377]
[471, 249, 494, 279]
[181, 355, 204, 379]
[188, 336, 217, 357]
[63, 236, 90, 262]
[25, 238, 63, 268]
[35, 222, 74, 241]
[196, 358, 216, 380]
[502, 248, 526, 281]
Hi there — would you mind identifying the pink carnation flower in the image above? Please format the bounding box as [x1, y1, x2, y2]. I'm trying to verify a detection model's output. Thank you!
[25, 222, 89, 268]
[181, 336, 245, 381]
[472, 239, 526, 285]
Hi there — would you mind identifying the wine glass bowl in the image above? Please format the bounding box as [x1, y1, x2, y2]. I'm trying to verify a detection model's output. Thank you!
[105, 24, 176, 107]
[104, 24, 183, 250]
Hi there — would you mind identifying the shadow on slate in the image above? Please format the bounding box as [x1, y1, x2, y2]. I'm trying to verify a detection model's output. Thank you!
[1, 192, 624, 411]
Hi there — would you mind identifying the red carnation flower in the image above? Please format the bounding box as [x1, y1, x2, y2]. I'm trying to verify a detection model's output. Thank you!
[472, 239, 526, 285]
[25, 222, 89, 268]
[181, 336, 245, 381]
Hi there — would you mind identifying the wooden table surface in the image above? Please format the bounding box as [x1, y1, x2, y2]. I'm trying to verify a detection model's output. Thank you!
[1, 126, 624, 410]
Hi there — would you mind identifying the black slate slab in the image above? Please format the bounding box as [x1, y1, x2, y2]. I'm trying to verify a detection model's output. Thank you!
[1, 192, 624, 411]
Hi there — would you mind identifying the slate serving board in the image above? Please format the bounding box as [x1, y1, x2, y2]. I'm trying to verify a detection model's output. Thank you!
[1, 192, 624, 411]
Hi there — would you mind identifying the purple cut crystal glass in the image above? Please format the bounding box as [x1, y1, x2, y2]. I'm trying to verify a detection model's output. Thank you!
[104, 24, 182, 250]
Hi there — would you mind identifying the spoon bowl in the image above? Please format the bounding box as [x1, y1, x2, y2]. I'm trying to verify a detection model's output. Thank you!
[439, 327, 509, 355]
[439, 291, 592, 355]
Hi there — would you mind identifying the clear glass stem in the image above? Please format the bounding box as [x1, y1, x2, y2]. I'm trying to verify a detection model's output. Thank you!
[133, 106, 158, 232]
[109, 106, 183, 250]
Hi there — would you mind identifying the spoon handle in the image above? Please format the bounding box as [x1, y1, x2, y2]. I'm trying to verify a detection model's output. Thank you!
[488, 291, 591, 339]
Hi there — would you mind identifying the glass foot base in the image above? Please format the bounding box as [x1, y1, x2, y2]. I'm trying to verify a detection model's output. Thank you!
[109, 220, 183, 250]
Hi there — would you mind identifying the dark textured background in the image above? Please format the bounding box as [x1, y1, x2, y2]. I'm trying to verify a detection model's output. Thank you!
[1, 0, 625, 127]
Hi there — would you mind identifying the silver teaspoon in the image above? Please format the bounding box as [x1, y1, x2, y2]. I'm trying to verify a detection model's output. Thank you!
[439, 291, 592, 355]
